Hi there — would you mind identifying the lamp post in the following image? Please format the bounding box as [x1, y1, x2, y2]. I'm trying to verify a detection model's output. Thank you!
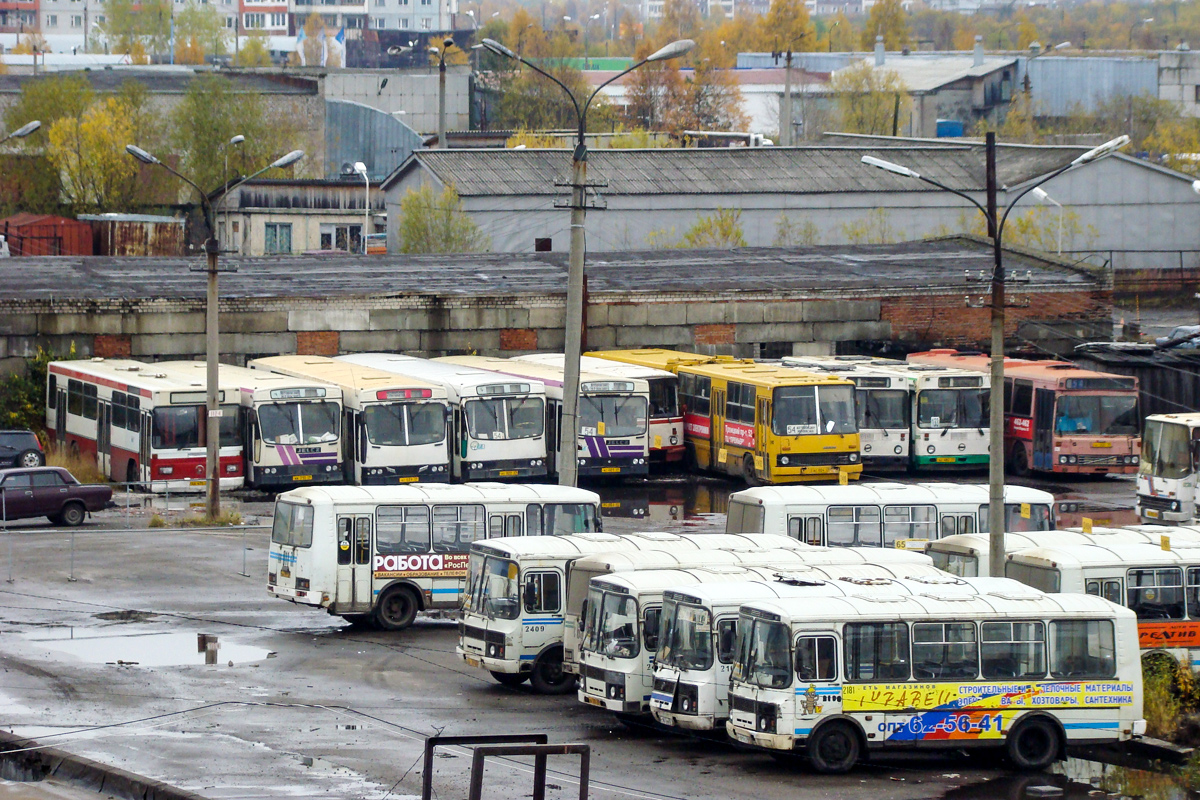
[1030, 187, 1063, 254]
[353, 161, 370, 253]
[583, 13, 600, 69]
[1129, 17, 1153, 49]
[481, 36, 694, 486]
[0, 120, 40, 144]
[773, 33, 809, 147]
[124, 144, 305, 519]
[222, 134, 245, 251]
[432, 37, 454, 148]
[862, 132, 1129, 578]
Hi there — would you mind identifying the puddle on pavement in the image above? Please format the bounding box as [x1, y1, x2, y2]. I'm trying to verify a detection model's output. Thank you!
[944, 757, 1195, 800]
[28, 630, 272, 667]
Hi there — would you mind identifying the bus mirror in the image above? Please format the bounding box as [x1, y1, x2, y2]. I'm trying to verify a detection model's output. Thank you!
[1192, 427, 1200, 441]
[826, 420, 835, 433]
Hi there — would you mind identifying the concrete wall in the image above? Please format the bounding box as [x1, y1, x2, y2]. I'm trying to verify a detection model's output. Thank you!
[0, 280, 1112, 377]
[323, 68, 471, 134]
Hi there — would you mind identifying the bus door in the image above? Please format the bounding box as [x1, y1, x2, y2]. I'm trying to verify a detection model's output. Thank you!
[346, 409, 359, 484]
[711, 388, 727, 471]
[938, 513, 975, 538]
[96, 401, 111, 477]
[788, 515, 824, 546]
[1033, 389, 1056, 470]
[488, 514, 523, 538]
[55, 386, 67, 444]
[546, 401, 560, 477]
[756, 395, 769, 480]
[336, 515, 374, 611]
[453, 407, 465, 478]
[139, 411, 152, 484]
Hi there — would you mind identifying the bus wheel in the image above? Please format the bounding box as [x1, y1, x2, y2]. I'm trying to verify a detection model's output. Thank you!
[742, 455, 763, 488]
[490, 671, 529, 688]
[1005, 717, 1059, 771]
[374, 586, 419, 631]
[806, 721, 860, 774]
[530, 648, 574, 695]
[1009, 445, 1030, 477]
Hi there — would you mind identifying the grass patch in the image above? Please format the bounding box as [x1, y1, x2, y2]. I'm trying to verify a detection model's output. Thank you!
[147, 514, 168, 528]
[1144, 654, 1183, 740]
[45, 444, 108, 485]
[176, 511, 243, 527]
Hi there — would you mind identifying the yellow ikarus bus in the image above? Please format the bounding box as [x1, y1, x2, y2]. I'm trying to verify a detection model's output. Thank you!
[588, 350, 861, 485]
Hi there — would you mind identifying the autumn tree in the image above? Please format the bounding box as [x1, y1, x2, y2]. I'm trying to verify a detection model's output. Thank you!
[830, 61, 911, 136]
[493, 28, 610, 131]
[774, 213, 820, 246]
[860, 0, 910, 51]
[669, 60, 749, 132]
[660, 0, 704, 40]
[99, 0, 171, 56]
[759, 0, 814, 52]
[1145, 118, 1200, 176]
[678, 208, 747, 249]
[47, 98, 138, 211]
[625, 58, 686, 131]
[12, 33, 49, 54]
[234, 31, 273, 67]
[174, 2, 228, 64]
[300, 12, 326, 66]
[4, 73, 94, 152]
[397, 185, 489, 253]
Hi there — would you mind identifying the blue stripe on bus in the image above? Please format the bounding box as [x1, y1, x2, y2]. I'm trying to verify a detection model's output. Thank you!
[523, 618, 564, 624]
[650, 691, 673, 704]
[270, 552, 297, 563]
[1063, 721, 1118, 730]
[431, 588, 461, 594]
[793, 687, 840, 696]
[520, 655, 537, 661]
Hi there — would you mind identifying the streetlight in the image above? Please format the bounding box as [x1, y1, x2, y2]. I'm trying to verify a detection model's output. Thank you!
[222, 134, 245, 252]
[584, 13, 600, 69]
[1030, 187, 1063, 254]
[828, 20, 839, 53]
[353, 161, 370, 254]
[0, 120, 40, 144]
[861, 131, 1129, 578]
[1129, 17, 1154, 49]
[465, 9, 477, 29]
[432, 37, 454, 149]
[125, 144, 305, 519]
[480, 35, 694, 487]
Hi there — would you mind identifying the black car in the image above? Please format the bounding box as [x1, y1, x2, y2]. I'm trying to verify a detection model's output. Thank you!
[0, 431, 44, 468]
[0, 467, 113, 526]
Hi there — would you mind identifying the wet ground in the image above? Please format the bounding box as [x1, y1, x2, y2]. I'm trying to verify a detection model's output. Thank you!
[0, 470, 1190, 799]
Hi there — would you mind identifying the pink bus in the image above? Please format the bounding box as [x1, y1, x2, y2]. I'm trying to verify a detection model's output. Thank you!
[908, 349, 1139, 476]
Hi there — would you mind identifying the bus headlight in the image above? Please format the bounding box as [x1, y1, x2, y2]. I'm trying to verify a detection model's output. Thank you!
[1133, 455, 1140, 464]
[226, 464, 238, 473]
[780, 455, 789, 465]
[607, 683, 626, 700]
[1068, 455, 1077, 464]
[927, 445, 936, 454]
[670, 436, 678, 445]
[1059, 455, 1068, 464]
[486, 642, 505, 659]
[1172, 500, 1182, 512]
[848, 453, 858, 462]
[675, 683, 699, 715]
[894, 445, 903, 455]
[756, 704, 778, 733]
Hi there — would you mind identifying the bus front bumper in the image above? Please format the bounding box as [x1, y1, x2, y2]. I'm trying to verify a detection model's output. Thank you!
[860, 454, 908, 471]
[578, 458, 649, 478]
[256, 463, 343, 487]
[362, 463, 450, 484]
[579, 688, 644, 714]
[652, 709, 717, 731]
[769, 464, 862, 484]
[456, 645, 522, 674]
[462, 459, 548, 482]
[726, 721, 794, 750]
[912, 454, 989, 468]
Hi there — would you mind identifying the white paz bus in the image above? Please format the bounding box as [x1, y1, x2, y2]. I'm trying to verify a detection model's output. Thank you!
[725, 576, 1143, 773]
[250, 355, 451, 485]
[337, 353, 549, 481]
[268, 483, 602, 630]
[47, 358, 245, 491]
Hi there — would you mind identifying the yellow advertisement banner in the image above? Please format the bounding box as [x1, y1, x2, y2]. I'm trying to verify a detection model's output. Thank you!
[841, 681, 1134, 712]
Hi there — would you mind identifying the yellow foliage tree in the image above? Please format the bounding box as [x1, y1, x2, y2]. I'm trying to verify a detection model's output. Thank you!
[234, 32, 273, 67]
[505, 129, 564, 148]
[301, 13, 325, 66]
[1144, 118, 1200, 176]
[46, 97, 138, 212]
[860, 0, 910, 51]
[830, 61, 912, 135]
[759, 0, 814, 51]
[13, 33, 49, 54]
[678, 208, 747, 249]
[128, 41, 150, 65]
[841, 208, 903, 244]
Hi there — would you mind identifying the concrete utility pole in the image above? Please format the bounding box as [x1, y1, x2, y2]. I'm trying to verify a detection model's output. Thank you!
[481, 36, 694, 487]
[861, 131, 1129, 578]
[433, 38, 453, 148]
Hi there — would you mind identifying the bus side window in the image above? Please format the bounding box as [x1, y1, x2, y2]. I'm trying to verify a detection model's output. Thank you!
[1127, 567, 1185, 620]
[1189, 568, 1200, 619]
[505, 515, 522, 537]
[488, 515, 505, 539]
[523, 571, 561, 614]
[939, 516, 957, 538]
[526, 504, 543, 536]
[643, 606, 662, 652]
[1011, 380, 1033, 417]
[337, 517, 352, 566]
[844, 622, 909, 681]
[434, 504, 485, 553]
[716, 619, 738, 664]
[1103, 580, 1122, 605]
[960, 515, 975, 534]
[376, 505, 431, 554]
[354, 517, 371, 565]
[795, 635, 837, 682]
[787, 517, 801, 540]
[1050, 619, 1116, 679]
[981, 621, 1045, 679]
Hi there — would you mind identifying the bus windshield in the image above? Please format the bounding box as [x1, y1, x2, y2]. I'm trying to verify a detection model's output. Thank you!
[153, 404, 242, 449]
[917, 389, 988, 429]
[818, 385, 858, 434]
[735, 618, 791, 689]
[258, 401, 339, 445]
[579, 395, 648, 437]
[583, 588, 640, 659]
[658, 599, 713, 671]
[648, 379, 679, 417]
[930, 550, 979, 577]
[465, 397, 545, 441]
[980, 503, 1054, 533]
[858, 389, 908, 430]
[773, 386, 856, 436]
[1054, 395, 1139, 436]
[544, 503, 600, 535]
[363, 402, 446, 446]
[1141, 419, 1192, 479]
[477, 556, 519, 620]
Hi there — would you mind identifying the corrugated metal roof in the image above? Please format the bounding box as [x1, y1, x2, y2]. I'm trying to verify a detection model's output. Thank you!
[0, 237, 1098, 301]
[385, 145, 1086, 197]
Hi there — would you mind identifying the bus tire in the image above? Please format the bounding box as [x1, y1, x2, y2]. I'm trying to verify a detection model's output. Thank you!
[374, 586, 419, 631]
[1005, 716, 1060, 771]
[529, 648, 574, 695]
[742, 455, 763, 488]
[490, 671, 529, 688]
[806, 720, 861, 774]
[1009, 445, 1030, 477]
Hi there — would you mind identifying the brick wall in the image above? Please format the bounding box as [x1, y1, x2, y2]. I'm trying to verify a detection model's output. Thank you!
[499, 328, 539, 350]
[93, 334, 132, 358]
[694, 323, 736, 346]
[297, 331, 339, 356]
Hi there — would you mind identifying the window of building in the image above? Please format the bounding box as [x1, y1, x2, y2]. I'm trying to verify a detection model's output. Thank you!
[264, 223, 292, 255]
[270, 12, 285, 25]
[320, 223, 362, 253]
[346, 15, 362, 27]
[45, 13, 57, 25]
[399, 16, 409, 26]
[243, 12, 265, 27]
[71, 14, 82, 26]
[420, 16, 430, 27]
[1195, 84, 1200, 104]
[224, 15, 234, 26]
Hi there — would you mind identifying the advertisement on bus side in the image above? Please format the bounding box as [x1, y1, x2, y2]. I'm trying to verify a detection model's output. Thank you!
[374, 552, 469, 578]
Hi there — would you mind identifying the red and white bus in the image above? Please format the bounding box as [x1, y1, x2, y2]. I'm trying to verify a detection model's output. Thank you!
[46, 359, 245, 491]
[908, 349, 1139, 476]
